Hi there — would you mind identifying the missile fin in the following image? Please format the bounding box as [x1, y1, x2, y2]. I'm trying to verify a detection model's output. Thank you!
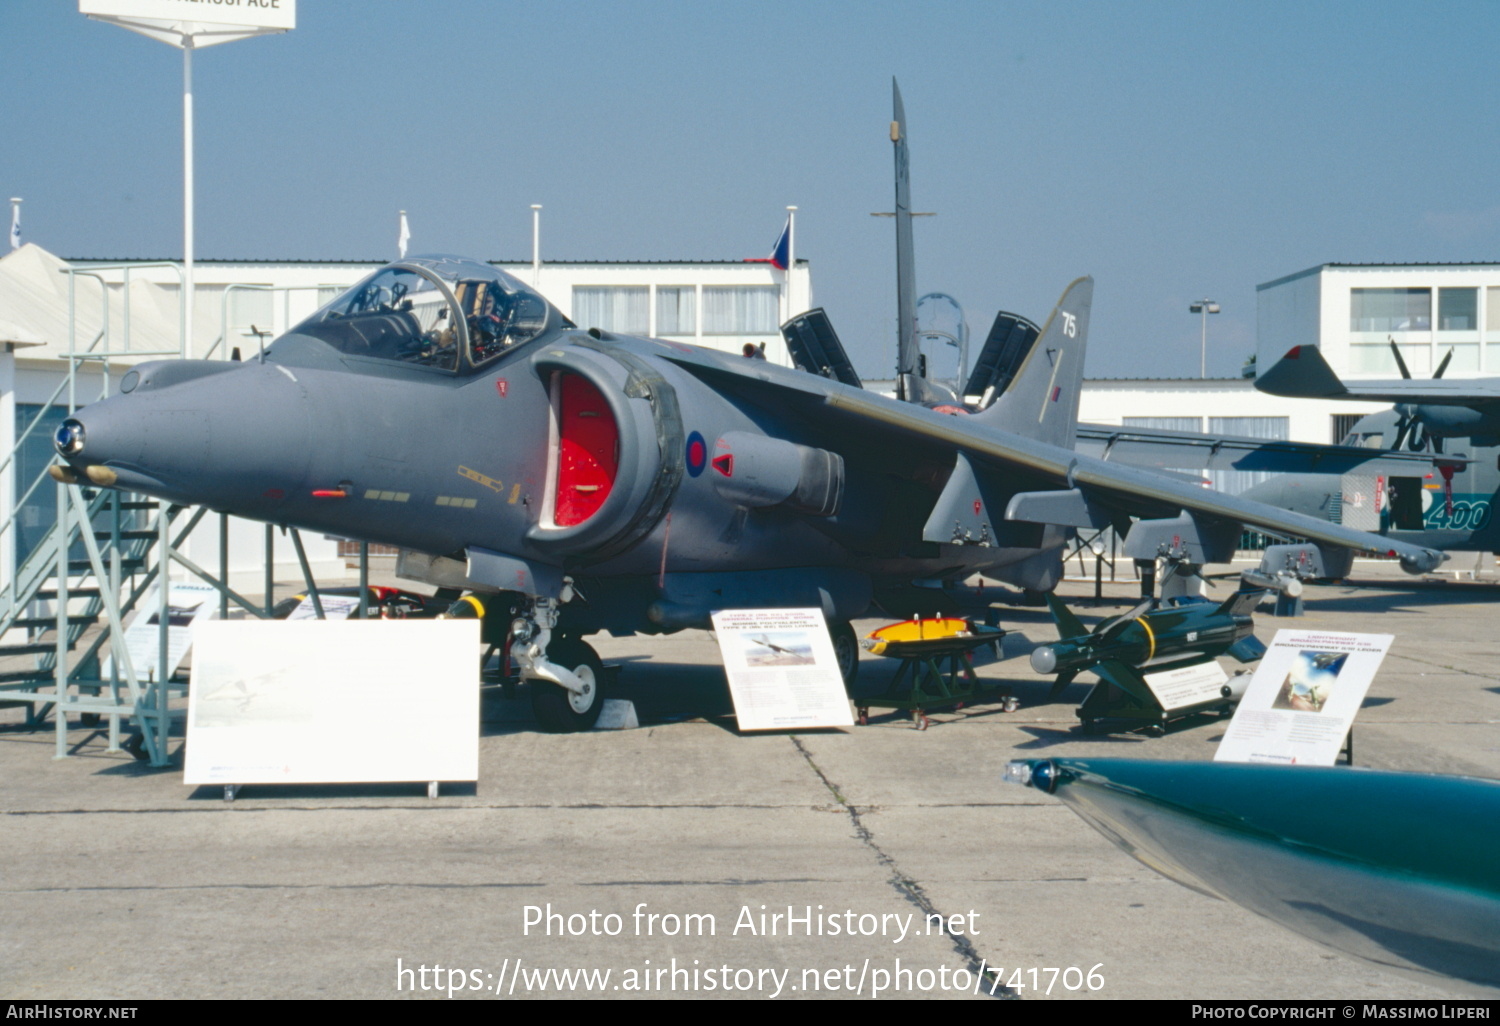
[1093, 659, 1156, 706]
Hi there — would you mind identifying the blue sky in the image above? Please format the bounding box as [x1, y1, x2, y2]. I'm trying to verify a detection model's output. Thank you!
[3, 1, 1497, 379]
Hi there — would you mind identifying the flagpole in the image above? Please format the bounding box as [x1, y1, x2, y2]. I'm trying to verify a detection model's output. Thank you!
[182, 43, 194, 359]
[785, 205, 797, 324]
[531, 204, 542, 287]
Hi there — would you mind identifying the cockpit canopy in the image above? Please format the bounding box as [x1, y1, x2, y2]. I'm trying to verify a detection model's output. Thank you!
[287, 256, 563, 373]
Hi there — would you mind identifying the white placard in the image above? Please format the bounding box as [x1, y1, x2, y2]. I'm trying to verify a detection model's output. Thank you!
[710, 608, 854, 731]
[103, 582, 220, 682]
[285, 594, 361, 621]
[1215, 629, 1393, 766]
[184, 619, 479, 785]
[1144, 660, 1229, 712]
[80, 0, 296, 31]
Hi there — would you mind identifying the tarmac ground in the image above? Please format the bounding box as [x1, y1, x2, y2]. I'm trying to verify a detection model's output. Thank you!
[2, 562, 1497, 1001]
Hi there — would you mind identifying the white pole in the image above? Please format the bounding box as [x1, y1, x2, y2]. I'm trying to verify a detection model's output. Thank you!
[531, 204, 542, 287]
[8, 198, 20, 250]
[182, 43, 194, 360]
[785, 205, 797, 323]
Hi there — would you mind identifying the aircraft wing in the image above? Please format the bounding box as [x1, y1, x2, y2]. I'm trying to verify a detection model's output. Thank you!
[654, 345, 1446, 573]
[1075, 422, 1468, 476]
[1256, 345, 1500, 406]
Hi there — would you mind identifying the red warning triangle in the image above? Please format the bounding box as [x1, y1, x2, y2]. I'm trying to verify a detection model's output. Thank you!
[712, 453, 734, 476]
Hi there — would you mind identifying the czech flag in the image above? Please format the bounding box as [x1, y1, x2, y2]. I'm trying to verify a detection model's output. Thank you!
[769, 216, 790, 270]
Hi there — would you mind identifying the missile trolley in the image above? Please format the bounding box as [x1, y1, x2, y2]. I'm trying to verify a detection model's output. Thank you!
[858, 617, 1014, 730]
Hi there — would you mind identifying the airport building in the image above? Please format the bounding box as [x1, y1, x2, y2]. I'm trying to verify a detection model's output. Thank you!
[1082, 263, 1500, 453]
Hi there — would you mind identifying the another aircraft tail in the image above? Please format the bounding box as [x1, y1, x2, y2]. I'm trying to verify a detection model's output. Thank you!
[973, 276, 1093, 450]
[1254, 345, 1348, 399]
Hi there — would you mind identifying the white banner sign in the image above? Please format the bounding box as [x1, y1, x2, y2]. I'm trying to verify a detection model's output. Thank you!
[711, 608, 854, 731]
[1215, 629, 1393, 766]
[81, 0, 295, 30]
[185, 619, 478, 785]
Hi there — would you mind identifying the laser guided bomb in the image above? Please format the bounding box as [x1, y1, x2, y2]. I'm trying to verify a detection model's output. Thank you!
[1032, 578, 1272, 733]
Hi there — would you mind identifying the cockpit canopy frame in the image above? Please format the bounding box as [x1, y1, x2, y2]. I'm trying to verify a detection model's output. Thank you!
[286, 255, 564, 375]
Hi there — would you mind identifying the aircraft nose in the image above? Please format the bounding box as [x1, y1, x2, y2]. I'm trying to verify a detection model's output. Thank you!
[54, 361, 313, 508]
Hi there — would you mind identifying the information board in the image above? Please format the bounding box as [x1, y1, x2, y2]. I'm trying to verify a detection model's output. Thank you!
[710, 608, 854, 731]
[184, 619, 479, 785]
[1215, 629, 1392, 766]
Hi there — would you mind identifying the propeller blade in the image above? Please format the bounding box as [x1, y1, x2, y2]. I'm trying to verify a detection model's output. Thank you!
[1434, 348, 1453, 379]
[1388, 337, 1412, 379]
[1386, 339, 1410, 378]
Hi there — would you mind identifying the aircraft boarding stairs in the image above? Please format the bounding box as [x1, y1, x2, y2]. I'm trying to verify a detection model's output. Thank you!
[0, 476, 198, 767]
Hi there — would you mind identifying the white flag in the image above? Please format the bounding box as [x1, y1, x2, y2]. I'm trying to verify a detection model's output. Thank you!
[397, 211, 410, 259]
[8, 202, 19, 251]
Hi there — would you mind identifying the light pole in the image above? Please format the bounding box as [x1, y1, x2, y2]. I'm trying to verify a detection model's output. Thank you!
[1190, 299, 1220, 378]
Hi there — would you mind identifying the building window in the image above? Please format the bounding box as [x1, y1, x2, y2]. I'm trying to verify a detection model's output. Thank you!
[572, 286, 648, 334]
[1350, 288, 1430, 332]
[1122, 416, 1203, 432]
[702, 286, 778, 335]
[655, 287, 696, 335]
[1438, 287, 1477, 331]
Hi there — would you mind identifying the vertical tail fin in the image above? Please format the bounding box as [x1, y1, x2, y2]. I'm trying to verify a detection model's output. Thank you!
[974, 276, 1093, 449]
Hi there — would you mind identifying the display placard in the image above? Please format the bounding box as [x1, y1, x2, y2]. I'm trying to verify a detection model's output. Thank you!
[710, 608, 854, 731]
[103, 581, 220, 682]
[284, 594, 361, 621]
[1215, 629, 1392, 766]
[184, 619, 478, 785]
[1143, 660, 1229, 712]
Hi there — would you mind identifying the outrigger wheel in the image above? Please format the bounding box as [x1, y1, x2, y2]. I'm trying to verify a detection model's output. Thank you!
[530, 636, 605, 733]
[830, 620, 859, 694]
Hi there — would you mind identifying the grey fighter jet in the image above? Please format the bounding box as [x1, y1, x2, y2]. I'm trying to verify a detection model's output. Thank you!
[50, 254, 1445, 732]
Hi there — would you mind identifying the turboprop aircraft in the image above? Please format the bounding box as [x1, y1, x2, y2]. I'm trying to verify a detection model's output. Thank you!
[1246, 341, 1500, 554]
[1257, 340, 1500, 451]
[50, 254, 1446, 731]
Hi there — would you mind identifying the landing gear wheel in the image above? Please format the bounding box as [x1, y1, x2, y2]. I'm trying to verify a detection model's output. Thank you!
[857, 707, 869, 726]
[530, 637, 605, 733]
[830, 620, 859, 694]
[912, 709, 929, 731]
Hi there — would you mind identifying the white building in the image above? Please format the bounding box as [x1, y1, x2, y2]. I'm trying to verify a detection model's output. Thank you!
[1081, 263, 1500, 451]
[1257, 262, 1500, 379]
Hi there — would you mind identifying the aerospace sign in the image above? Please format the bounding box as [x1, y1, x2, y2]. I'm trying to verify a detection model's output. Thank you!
[80, 0, 295, 29]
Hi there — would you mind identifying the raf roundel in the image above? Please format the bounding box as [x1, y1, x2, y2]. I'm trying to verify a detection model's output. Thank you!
[685, 431, 708, 478]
